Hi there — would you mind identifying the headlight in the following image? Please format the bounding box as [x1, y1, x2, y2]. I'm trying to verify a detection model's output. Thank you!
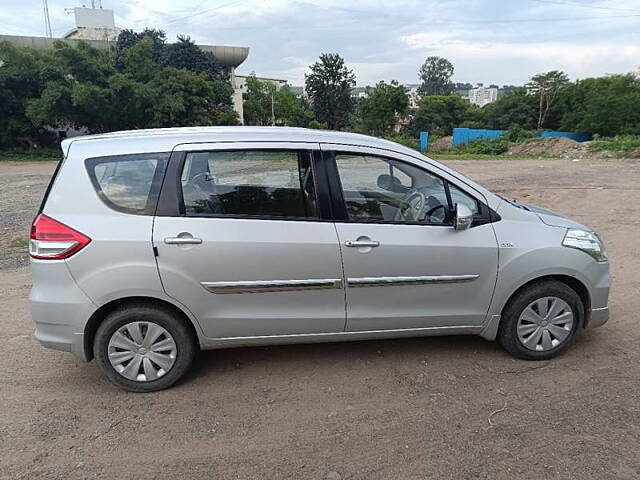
[562, 229, 607, 262]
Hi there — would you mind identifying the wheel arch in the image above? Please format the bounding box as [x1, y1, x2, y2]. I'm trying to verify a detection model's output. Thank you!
[84, 296, 201, 361]
[481, 274, 591, 341]
[502, 274, 591, 323]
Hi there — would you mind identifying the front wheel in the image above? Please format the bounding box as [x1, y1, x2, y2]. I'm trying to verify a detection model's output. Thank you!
[94, 303, 197, 392]
[498, 280, 584, 360]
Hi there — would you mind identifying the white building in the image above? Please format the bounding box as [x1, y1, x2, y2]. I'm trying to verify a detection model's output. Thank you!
[468, 86, 498, 107]
[404, 84, 420, 108]
[63, 7, 121, 42]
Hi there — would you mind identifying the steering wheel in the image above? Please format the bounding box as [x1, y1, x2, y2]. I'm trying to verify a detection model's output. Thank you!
[395, 189, 447, 223]
[395, 189, 427, 222]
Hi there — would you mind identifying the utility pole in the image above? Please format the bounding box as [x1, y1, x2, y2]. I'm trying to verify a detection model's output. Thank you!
[271, 87, 276, 126]
[42, 0, 53, 38]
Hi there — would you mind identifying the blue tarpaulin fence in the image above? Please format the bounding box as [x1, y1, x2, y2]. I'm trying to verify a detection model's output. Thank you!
[452, 128, 504, 146]
[449, 127, 591, 147]
[419, 131, 429, 152]
[539, 131, 591, 142]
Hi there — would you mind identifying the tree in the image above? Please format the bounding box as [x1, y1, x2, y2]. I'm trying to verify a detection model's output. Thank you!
[243, 75, 277, 126]
[0, 41, 50, 146]
[467, 88, 538, 130]
[161, 35, 224, 80]
[149, 67, 236, 127]
[278, 86, 314, 127]
[357, 80, 409, 136]
[243, 76, 311, 126]
[559, 74, 640, 136]
[305, 53, 356, 130]
[26, 40, 118, 133]
[417, 56, 454, 96]
[406, 95, 468, 136]
[115, 28, 166, 69]
[526, 70, 569, 129]
[25, 35, 238, 134]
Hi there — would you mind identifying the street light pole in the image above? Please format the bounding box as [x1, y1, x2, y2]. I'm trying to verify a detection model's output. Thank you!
[271, 88, 275, 126]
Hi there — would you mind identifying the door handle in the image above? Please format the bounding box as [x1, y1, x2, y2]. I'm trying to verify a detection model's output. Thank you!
[164, 237, 203, 245]
[345, 240, 380, 248]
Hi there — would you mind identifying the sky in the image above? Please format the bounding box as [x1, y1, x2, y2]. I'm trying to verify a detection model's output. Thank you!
[1, 0, 639, 87]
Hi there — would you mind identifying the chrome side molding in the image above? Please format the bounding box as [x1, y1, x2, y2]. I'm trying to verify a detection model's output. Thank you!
[202, 275, 478, 293]
[347, 274, 479, 288]
[201, 278, 343, 294]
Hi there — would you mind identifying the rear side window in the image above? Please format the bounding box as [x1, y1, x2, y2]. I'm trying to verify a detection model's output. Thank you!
[180, 150, 318, 219]
[86, 153, 169, 215]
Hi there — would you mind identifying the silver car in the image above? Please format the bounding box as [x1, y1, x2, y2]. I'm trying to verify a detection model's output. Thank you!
[29, 127, 610, 392]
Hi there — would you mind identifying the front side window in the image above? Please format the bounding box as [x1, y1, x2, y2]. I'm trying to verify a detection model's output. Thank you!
[335, 153, 451, 225]
[86, 152, 169, 215]
[180, 150, 318, 218]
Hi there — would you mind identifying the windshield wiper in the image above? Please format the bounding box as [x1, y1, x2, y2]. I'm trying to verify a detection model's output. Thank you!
[498, 195, 531, 211]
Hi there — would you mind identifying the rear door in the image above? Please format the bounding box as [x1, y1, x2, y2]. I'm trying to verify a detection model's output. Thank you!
[153, 142, 346, 338]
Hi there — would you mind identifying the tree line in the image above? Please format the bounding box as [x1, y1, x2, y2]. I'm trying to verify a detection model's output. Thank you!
[2, 28, 640, 149]
[247, 54, 640, 142]
[0, 29, 238, 147]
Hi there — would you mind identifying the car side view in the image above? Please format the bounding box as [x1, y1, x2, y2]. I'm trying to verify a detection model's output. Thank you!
[29, 127, 610, 392]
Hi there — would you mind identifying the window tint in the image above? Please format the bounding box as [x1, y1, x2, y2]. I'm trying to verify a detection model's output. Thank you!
[86, 153, 169, 215]
[335, 153, 449, 225]
[181, 150, 318, 219]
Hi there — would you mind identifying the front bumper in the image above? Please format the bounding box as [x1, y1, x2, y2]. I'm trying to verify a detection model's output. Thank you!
[586, 306, 609, 329]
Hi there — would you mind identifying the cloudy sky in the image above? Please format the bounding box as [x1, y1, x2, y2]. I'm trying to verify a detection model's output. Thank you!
[1, 0, 639, 86]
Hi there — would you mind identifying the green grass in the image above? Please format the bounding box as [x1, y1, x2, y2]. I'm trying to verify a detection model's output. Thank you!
[0, 148, 59, 162]
[590, 135, 640, 153]
[428, 152, 549, 161]
[10, 238, 29, 249]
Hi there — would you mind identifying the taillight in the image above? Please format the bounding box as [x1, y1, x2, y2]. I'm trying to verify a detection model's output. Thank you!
[29, 214, 91, 260]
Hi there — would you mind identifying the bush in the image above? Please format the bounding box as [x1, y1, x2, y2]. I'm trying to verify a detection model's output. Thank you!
[0, 147, 60, 161]
[385, 133, 419, 151]
[454, 137, 510, 155]
[590, 135, 640, 153]
[308, 120, 328, 130]
[505, 125, 535, 143]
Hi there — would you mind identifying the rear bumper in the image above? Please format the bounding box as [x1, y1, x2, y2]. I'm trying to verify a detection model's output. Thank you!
[586, 306, 609, 329]
[34, 325, 86, 360]
[29, 260, 96, 362]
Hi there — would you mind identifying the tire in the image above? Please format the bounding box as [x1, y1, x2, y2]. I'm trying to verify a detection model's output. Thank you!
[93, 302, 197, 392]
[498, 280, 584, 360]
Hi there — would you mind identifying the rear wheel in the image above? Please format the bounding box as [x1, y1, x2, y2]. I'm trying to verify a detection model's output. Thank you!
[498, 280, 583, 360]
[94, 303, 197, 392]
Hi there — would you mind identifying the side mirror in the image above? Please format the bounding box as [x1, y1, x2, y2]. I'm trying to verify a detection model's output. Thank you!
[454, 204, 473, 231]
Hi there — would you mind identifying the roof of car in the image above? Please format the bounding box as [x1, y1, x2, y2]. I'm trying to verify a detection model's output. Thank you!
[60, 126, 502, 209]
[61, 126, 418, 158]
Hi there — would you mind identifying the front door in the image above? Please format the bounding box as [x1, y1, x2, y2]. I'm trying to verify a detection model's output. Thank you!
[325, 147, 499, 332]
[154, 143, 345, 338]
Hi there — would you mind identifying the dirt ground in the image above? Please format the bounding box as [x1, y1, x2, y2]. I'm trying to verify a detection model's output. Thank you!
[1, 158, 639, 480]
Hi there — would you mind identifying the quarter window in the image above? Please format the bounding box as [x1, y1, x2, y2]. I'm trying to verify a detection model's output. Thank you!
[180, 150, 318, 218]
[449, 183, 479, 215]
[86, 153, 169, 215]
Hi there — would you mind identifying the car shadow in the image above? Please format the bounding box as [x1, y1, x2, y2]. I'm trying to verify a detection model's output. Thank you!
[187, 334, 506, 379]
